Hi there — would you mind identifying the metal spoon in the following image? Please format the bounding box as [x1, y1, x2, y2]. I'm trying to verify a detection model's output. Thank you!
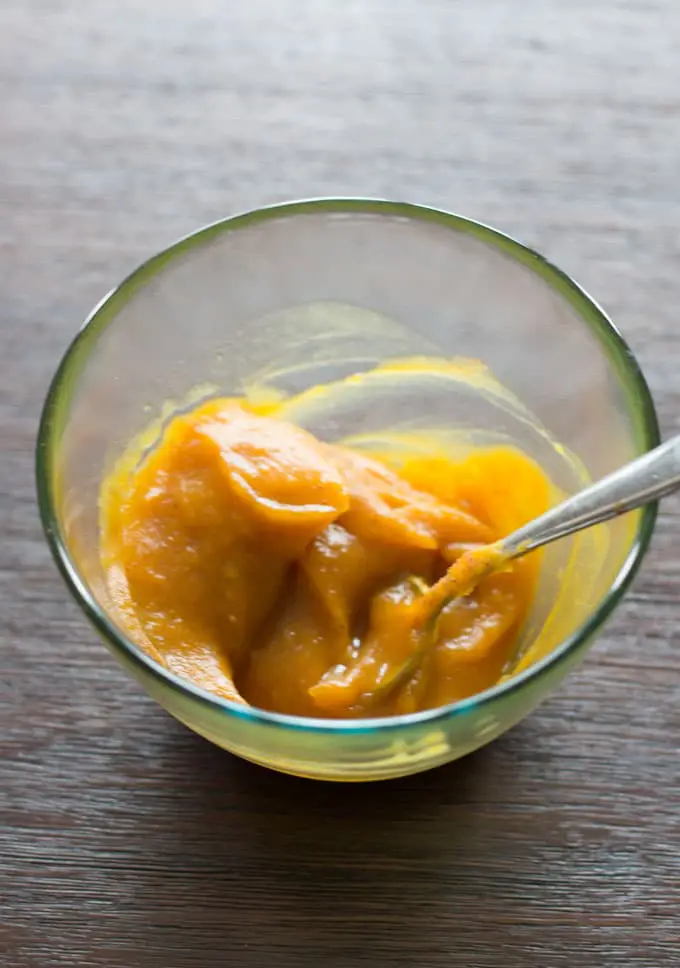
[369, 431, 680, 701]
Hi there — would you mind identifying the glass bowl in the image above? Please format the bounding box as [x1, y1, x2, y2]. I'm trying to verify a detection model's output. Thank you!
[36, 199, 659, 781]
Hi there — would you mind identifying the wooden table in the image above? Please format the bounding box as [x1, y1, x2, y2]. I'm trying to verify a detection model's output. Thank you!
[3, 2, 679, 965]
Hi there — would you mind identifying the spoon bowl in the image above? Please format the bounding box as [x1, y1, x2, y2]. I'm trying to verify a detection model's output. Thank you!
[374, 432, 680, 697]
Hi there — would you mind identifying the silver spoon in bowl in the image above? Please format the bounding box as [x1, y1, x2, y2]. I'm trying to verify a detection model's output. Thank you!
[369, 431, 680, 701]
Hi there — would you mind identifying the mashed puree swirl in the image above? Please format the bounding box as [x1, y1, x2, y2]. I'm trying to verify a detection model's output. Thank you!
[100, 396, 551, 718]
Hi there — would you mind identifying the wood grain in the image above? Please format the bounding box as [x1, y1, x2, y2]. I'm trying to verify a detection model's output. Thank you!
[2, 2, 679, 965]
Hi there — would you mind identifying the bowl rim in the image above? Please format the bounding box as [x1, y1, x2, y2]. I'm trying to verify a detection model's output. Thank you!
[36, 197, 660, 735]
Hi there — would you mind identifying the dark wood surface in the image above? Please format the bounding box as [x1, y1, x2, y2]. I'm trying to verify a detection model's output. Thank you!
[2, 2, 680, 966]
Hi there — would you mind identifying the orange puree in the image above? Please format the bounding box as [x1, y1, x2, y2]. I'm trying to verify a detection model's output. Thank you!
[100, 398, 551, 718]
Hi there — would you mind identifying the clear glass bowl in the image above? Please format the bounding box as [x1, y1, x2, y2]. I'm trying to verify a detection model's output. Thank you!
[36, 199, 659, 781]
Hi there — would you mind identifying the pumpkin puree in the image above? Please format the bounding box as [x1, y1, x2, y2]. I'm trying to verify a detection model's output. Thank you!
[100, 397, 551, 718]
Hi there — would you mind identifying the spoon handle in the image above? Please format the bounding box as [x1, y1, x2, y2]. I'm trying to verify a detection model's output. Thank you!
[502, 432, 680, 559]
